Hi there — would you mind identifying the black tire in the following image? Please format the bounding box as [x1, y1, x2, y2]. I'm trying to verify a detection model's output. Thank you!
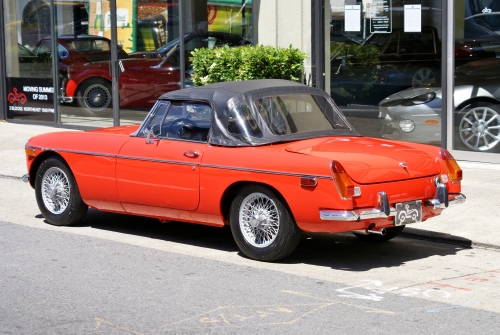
[230, 185, 301, 262]
[76, 78, 112, 114]
[35, 156, 88, 226]
[454, 102, 500, 152]
[353, 225, 405, 242]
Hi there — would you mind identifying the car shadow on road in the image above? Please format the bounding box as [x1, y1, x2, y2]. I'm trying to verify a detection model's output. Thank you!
[70, 209, 470, 271]
[74, 209, 238, 253]
[286, 232, 471, 271]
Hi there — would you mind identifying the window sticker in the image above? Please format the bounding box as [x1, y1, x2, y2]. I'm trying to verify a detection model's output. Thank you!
[370, 0, 392, 33]
[404, 5, 422, 32]
[345, 5, 361, 32]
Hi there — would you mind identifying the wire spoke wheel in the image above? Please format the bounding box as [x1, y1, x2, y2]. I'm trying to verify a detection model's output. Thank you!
[459, 106, 500, 151]
[239, 192, 280, 248]
[230, 185, 301, 262]
[35, 157, 88, 226]
[41, 167, 70, 214]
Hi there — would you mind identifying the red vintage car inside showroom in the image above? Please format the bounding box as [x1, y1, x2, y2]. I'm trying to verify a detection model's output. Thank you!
[23, 80, 466, 262]
[60, 32, 251, 114]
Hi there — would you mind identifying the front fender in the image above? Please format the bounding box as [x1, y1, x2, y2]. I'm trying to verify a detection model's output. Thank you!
[67, 66, 112, 96]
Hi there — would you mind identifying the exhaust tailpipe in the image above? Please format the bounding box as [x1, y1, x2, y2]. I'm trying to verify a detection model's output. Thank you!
[367, 227, 386, 236]
[352, 224, 386, 236]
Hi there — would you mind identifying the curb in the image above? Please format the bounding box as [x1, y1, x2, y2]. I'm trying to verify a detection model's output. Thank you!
[401, 227, 500, 251]
[0, 174, 23, 181]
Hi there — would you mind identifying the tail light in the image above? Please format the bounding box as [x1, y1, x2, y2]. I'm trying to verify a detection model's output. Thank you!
[455, 42, 484, 58]
[331, 161, 355, 199]
[440, 148, 462, 183]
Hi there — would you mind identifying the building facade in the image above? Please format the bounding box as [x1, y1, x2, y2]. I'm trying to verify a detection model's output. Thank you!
[1, 0, 500, 163]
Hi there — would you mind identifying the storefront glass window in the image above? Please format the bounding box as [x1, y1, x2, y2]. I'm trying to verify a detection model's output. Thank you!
[3, 0, 252, 127]
[4, 0, 54, 122]
[330, 0, 444, 146]
[453, 0, 500, 154]
[58, 0, 131, 127]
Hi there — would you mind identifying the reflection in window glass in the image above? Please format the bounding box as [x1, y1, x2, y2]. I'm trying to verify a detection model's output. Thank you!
[162, 102, 211, 142]
[3, 0, 252, 126]
[143, 101, 170, 136]
[3, 0, 54, 122]
[329, 0, 443, 148]
[255, 94, 351, 135]
[228, 101, 263, 138]
[453, 1, 500, 154]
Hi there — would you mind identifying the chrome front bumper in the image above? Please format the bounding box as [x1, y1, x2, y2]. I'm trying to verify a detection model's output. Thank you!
[59, 96, 73, 103]
[59, 79, 73, 103]
[320, 192, 466, 222]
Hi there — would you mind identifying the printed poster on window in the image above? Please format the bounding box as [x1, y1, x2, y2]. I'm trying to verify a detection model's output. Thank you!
[345, 5, 361, 32]
[370, 0, 392, 33]
[5, 78, 54, 118]
[404, 4, 421, 32]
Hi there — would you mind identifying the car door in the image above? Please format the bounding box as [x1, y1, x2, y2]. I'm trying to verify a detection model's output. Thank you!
[116, 100, 211, 212]
[151, 57, 182, 99]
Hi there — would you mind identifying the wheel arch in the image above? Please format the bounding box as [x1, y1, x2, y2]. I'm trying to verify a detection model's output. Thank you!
[75, 76, 112, 95]
[220, 181, 296, 226]
[455, 97, 500, 113]
[29, 151, 69, 188]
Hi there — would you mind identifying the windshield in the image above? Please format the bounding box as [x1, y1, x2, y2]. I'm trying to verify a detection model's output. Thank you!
[156, 37, 180, 54]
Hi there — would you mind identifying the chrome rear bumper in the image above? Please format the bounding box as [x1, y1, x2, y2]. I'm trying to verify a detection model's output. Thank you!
[320, 207, 396, 221]
[320, 192, 466, 221]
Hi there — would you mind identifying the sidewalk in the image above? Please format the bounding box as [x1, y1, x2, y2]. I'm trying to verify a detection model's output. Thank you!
[1, 120, 499, 249]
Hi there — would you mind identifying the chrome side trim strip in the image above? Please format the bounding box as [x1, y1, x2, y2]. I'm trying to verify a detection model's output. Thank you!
[116, 155, 196, 166]
[27, 146, 196, 166]
[320, 207, 396, 221]
[201, 163, 333, 179]
[29, 146, 117, 158]
[22, 174, 29, 183]
[28, 146, 333, 179]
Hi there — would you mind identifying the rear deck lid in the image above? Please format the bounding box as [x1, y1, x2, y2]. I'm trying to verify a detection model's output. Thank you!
[285, 137, 440, 184]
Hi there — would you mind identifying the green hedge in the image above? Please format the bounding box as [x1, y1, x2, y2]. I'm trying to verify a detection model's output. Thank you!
[190, 44, 307, 86]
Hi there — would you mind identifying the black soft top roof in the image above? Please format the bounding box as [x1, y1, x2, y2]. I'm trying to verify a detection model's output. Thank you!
[158, 79, 359, 146]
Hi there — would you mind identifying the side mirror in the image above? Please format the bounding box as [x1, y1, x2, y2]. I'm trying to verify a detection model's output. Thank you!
[152, 123, 161, 136]
[145, 123, 161, 144]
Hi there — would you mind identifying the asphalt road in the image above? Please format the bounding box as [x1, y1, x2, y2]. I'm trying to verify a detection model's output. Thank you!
[2, 176, 500, 334]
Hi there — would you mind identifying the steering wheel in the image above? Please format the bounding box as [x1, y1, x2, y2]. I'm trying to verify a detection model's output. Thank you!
[166, 118, 197, 138]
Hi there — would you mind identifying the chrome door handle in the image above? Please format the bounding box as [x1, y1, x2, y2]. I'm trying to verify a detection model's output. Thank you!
[184, 151, 199, 158]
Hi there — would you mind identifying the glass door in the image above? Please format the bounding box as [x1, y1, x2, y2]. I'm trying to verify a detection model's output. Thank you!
[3, 0, 54, 122]
[451, 0, 500, 162]
[56, 0, 118, 128]
[329, 1, 444, 147]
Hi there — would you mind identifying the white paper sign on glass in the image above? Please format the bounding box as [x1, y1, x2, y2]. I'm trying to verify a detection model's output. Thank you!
[345, 5, 361, 32]
[404, 4, 421, 32]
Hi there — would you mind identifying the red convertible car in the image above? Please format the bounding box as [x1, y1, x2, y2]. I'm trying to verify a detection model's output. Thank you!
[23, 80, 466, 261]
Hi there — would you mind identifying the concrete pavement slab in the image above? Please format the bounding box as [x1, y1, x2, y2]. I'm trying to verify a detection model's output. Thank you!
[1, 120, 499, 249]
